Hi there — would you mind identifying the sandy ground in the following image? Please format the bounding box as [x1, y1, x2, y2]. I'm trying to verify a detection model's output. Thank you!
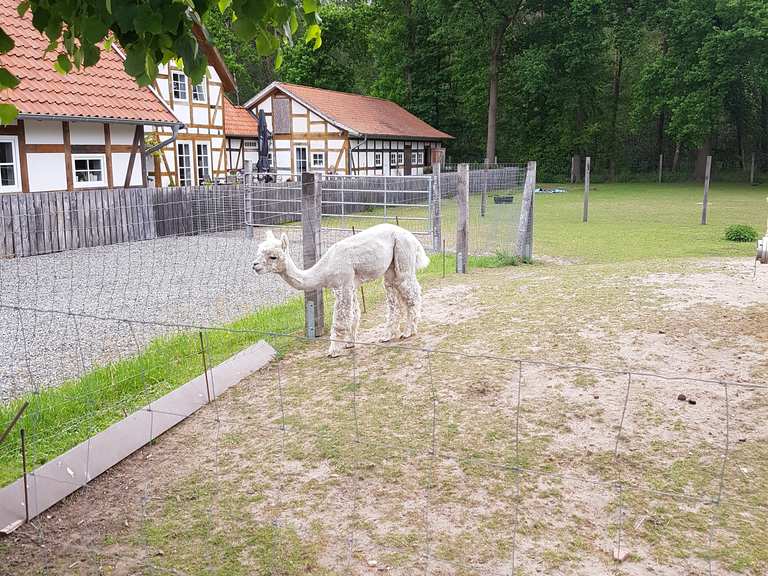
[2, 257, 767, 576]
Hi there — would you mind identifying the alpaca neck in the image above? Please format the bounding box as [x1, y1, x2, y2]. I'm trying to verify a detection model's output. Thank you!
[280, 252, 324, 291]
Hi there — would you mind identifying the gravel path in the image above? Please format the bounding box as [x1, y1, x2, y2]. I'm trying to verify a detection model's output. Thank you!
[0, 228, 318, 400]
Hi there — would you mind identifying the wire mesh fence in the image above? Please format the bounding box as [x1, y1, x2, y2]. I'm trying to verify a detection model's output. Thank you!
[1, 315, 765, 575]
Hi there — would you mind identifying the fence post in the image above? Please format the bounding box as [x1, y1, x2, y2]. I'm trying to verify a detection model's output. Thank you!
[456, 163, 469, 273]
[701, 155, 712, 225]
[431, 163, 442, 251]
[658, 154, 663, 184]
[570, 155, 576, 184]
[516, 161, 536, 261]
[302, 172, 324, 338]
[583, 156, 591, 223]
[481, 159, 489, 217]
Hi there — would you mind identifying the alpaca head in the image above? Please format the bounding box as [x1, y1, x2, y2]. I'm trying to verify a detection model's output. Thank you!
[252, 230, 290, 274]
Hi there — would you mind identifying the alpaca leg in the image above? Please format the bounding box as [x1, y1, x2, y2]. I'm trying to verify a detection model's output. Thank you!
[381, 270, 403, 342]
[397, 274, 423, 339]
[328, 287, 352, 357]
[345, 290, 360, 348]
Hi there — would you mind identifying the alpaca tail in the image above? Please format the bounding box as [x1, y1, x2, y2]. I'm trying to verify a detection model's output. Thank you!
[415, 241, 430, 270]
[393, 231, 430, 274]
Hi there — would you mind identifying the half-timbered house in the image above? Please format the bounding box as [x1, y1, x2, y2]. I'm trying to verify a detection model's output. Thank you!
[222, 97, 260, 175]
[242, 82, 451, 176]
[0, 1, 181, 193]
[146, 36, 236, 187]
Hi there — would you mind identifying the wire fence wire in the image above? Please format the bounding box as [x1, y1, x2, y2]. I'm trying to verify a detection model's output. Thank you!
[1, 314, 765, 575]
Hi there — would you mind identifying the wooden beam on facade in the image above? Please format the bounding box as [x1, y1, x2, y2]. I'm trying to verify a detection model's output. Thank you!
[124, 125, 141, 188]
[62, 121, 73, 191]
[104, 124, 114, 188]
[17, 120, 29, 193]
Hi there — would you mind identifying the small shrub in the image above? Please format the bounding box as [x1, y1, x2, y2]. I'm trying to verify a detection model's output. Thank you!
[724, 224, 759, 243]
[474, 250, 521, 268]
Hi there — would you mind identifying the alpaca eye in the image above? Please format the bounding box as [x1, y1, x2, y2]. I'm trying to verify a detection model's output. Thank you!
[269, 256, 278, 260]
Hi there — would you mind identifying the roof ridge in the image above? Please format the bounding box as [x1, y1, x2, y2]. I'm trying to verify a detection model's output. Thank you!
[277, 82, 398, 105]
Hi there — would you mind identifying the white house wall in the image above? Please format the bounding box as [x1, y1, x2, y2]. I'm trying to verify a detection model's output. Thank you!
[27, 152, 67, 192]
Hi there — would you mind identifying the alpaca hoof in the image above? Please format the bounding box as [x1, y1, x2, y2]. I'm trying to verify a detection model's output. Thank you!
[327, 346, 343, 358]
[344, 341, 356, 349]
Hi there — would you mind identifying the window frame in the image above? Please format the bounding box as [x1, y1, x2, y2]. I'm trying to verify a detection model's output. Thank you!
[171, 70, 188, 101]
[196, 143, 211, 184]
[243, 139, 259, 151]
[417, 151, 424, 166]
[311, 152, 325, 169]
[71, 154, 107, 189]
[0, 135, 22, 193]
[390, 152, 397, 168]
[177, 142, 193, 186]
[398, 151, 404, 165]
[295, 145, 308, 174]
[374, 151, 382, 168]
[191, 77, 207, 103]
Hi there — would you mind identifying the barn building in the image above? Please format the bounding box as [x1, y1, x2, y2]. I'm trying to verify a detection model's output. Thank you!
[222, 97, 260, 175]
[243, 82, 451, 176]
[0, 1, 181, 193]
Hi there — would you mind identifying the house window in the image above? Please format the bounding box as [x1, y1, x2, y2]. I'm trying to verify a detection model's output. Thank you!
[0, 136, 21, 193]
[177, 142, 192, 186]
[374, 152, 382, 168]
[295, 146, 308, 173]
[312, 152, 325, 169]
[411, 152, 417, 165]
[172, 71, 187, 101]
[417, 151, 424, 166]
[72, 155, 106, 188]
[196, 143, 211, 183]
[192, 78, 207, 103]
[390, 152, 397, 168]
[398, 151, 404, 165]
[244, 139, 259, 151]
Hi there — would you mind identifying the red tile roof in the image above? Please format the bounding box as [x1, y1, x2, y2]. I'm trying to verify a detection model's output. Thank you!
[272, 82, 452, 140]
[0, 2, 179, 125]
[223, 97, 259, 137]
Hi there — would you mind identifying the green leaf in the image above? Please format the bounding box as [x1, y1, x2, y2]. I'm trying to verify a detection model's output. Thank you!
[218, 0, 232, 13]
[274, 48, 283, 69]
[305, 23, 322, 49]
[144, 50, 156, 79]
[82, 17, 108, 45]
[103, 35, 114, 52]
[0, 26, 14, 54]
[0, 103, 19, 126]
[255, 29, 272, 54]
[55, 54, 72, 74]
[82, 44, 101, 67]
[16, 1, 29, 17]
[124, 47, 146, 77]
[0, 66, 20, 89]
[302, 0, 318, 14]
[231, 16, 257, 39]
[289, 11, 299, 34]
[105, 0, 112, 14]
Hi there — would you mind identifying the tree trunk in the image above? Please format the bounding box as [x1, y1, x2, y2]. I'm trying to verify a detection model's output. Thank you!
[672, 141, 681, 172]
[608, 52, 623, 181]
[485, 18, 511, 164]
[573, 154, 582, 183]
[404, 0, 414, 106]
[656, 112, 665, 159]
[694, 139, 712, 182]
[736, 115, 745, 172]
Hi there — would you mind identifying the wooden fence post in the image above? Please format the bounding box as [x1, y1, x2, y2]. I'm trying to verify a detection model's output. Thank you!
[658, 154, 663, 184]
[431, 163, 442, 252]
[456, 163, 469, 273]
[701, 155, 712, 225]
[516, 161, 536, 261]
[481, 159, 489, 217]
[750, 152, 756, 185]
[583, 156, 591, 223]
[570, 156, 576, 184]
[302, 172, 324, 337]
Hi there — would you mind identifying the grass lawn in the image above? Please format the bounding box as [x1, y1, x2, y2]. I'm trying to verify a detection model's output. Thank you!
[534, 181, 767, 262]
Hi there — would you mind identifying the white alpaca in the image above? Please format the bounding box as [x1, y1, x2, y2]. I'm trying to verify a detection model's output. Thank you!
[252, 223, 430, 357]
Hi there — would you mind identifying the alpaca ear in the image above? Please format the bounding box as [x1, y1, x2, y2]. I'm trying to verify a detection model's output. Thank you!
[281, 232, 289, 250]
[264, 229, 275, 240]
